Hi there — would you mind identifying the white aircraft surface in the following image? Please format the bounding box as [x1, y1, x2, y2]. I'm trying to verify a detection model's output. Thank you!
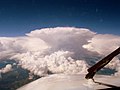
[17, 74, 120, 90]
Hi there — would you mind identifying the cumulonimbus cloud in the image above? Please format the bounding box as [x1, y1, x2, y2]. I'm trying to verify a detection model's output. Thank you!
[0, 27, 120, 76]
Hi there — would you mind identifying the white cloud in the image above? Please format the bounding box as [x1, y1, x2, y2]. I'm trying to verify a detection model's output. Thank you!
[83, 34, 120, 55]
[0, 27, 120, 76]
[0, 64, 12, 73]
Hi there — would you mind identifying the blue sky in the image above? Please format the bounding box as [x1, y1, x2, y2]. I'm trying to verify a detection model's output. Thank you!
[0, 0, 120, 36]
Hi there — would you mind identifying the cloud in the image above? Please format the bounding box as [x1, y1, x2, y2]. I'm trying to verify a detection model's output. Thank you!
[0, 64, 13, 78]
[83, 34, 120, 55]
[0, 27, 120, 76]
[0, 64, 12, 73]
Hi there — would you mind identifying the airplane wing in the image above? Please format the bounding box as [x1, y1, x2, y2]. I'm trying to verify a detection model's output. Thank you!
[17, 74, 120, 90]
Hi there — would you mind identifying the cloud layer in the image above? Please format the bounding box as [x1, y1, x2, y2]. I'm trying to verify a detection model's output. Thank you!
[0, 27, 120, 76]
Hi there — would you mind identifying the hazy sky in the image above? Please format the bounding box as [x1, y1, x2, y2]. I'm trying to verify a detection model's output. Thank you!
[0, 0, 120, 36]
